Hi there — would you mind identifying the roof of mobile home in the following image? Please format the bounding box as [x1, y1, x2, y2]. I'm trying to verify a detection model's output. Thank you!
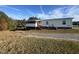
[43, 18, 73, 21]
[26, 17, 73, 22]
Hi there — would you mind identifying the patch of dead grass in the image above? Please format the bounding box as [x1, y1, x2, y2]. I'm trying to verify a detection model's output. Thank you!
[0, 31, 78, 54]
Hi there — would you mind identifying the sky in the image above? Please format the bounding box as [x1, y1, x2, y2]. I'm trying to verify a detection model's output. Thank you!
[0, 5, 79, 21]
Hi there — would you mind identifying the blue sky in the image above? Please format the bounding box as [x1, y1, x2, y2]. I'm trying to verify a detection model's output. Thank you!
[0, 5, 79, 21]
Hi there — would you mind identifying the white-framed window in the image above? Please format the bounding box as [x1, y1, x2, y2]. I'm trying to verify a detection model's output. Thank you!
[62, 20, 66, 25]
[46, 21, 48, 25]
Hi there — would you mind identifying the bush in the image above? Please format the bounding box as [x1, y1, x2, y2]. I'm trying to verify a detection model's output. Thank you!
[9, 24, 16, 31]
[0, 11, 9, 30]
[8, 18, 16, 31]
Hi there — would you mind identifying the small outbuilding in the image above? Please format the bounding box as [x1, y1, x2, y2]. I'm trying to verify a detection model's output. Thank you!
[25, 17, 42, 29]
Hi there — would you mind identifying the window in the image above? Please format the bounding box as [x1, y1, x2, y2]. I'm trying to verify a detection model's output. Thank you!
[46, 21, 48, 25]
[62, 20, 66, 25]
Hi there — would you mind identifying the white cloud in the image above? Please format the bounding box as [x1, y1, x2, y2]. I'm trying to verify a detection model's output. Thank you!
[36, 7, 65, 19]
[49, 8, 64, 18]
[40, 5, 45, 15]
[66, 6, 79, 21]
[2, 5, 22, 12]
[36, 13, 49, 19]
[36, 6, 79, 21]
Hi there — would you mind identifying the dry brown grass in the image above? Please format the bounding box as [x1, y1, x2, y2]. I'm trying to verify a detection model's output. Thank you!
[0, 31, 79, 54]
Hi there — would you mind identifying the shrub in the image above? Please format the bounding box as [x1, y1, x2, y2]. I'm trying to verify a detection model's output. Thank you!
[0, 11, 9, 30]
[8, 18, 16, 31]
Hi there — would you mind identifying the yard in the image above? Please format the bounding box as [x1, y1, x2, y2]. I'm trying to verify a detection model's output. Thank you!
[0, 30, 79, 54]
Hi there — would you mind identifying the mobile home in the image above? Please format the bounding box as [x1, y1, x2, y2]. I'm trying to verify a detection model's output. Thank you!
[25, 17, 73, 29]
[41, 18, 73, 29]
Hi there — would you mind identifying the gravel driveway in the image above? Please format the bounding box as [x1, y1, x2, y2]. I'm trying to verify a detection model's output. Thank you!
[30, 33, 79, 40]
[13, 31, 79, 41]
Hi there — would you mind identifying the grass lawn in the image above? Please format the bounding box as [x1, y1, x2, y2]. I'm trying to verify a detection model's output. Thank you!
[0, 36, 79, 54]
[0, 31, 79, 54]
